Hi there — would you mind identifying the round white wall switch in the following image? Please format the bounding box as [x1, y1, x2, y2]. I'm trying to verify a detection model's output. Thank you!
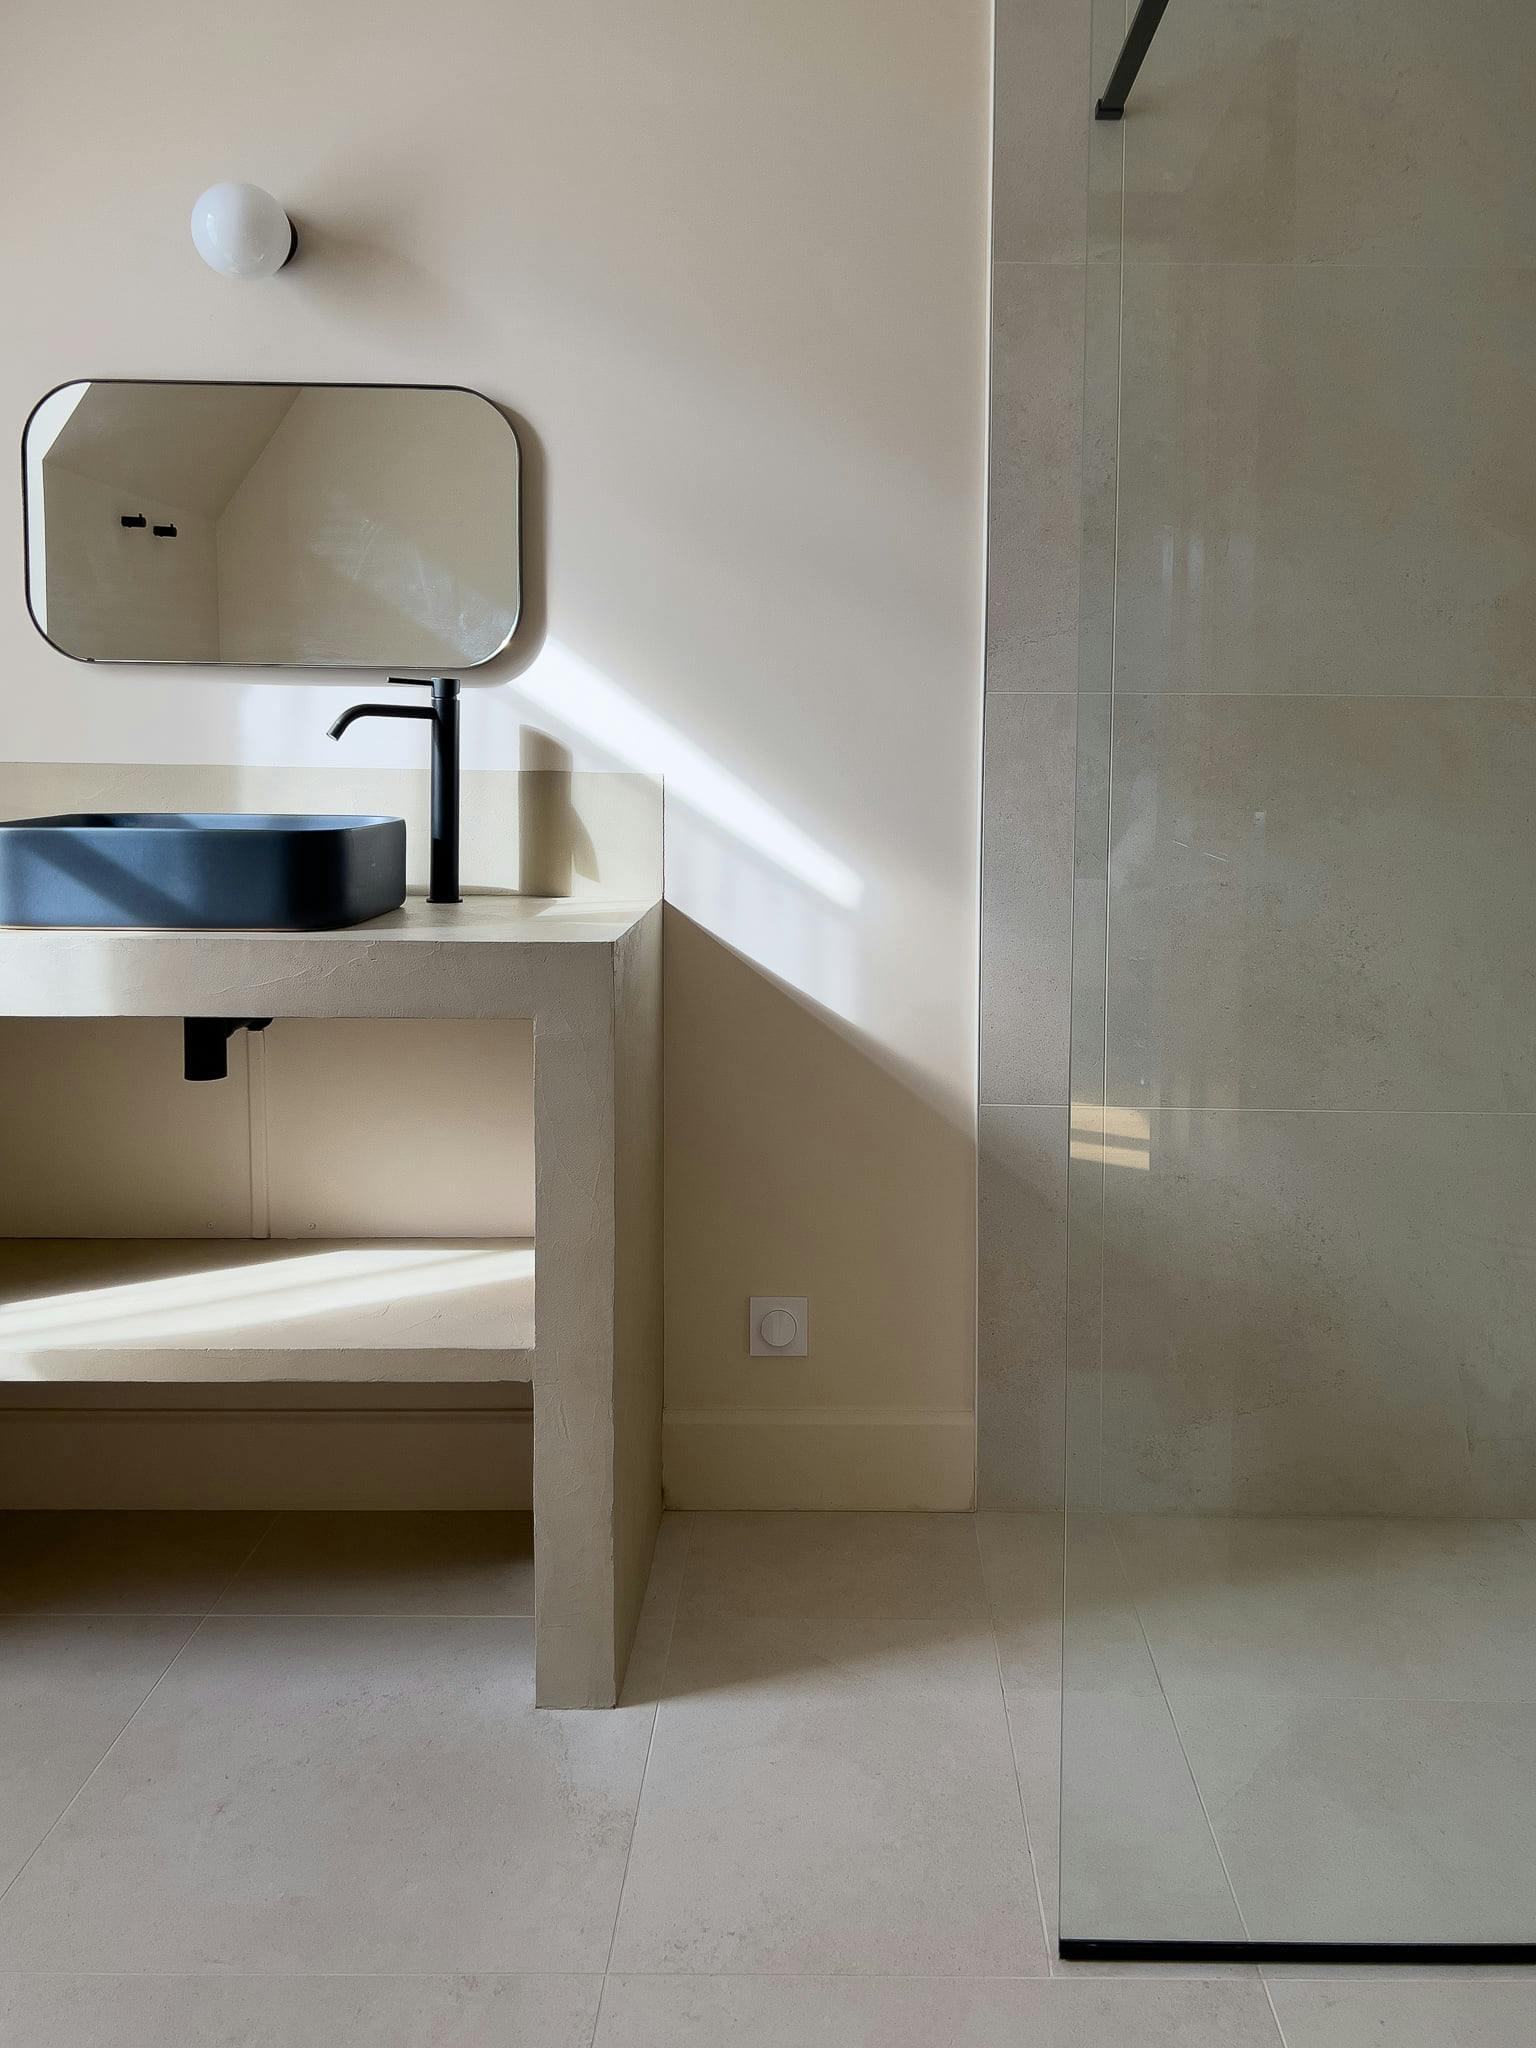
[749, 1296, 809, 1356]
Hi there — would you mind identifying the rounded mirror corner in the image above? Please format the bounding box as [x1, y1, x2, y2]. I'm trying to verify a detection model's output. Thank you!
[20, 378, 522, 674]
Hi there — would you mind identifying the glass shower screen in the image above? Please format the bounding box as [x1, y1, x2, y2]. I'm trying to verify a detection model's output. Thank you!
[1059, 0, 1536, 1962]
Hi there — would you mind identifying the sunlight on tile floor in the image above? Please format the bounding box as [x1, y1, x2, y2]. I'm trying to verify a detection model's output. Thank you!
[0, 1510, 1532, 2043]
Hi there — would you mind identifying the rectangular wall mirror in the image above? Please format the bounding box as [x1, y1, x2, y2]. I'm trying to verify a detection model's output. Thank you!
[23, 380, 521, 670]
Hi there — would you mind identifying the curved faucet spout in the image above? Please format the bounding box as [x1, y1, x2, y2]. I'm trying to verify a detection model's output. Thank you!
[327, 679, 461, 904]
[327, 703, 432, 741]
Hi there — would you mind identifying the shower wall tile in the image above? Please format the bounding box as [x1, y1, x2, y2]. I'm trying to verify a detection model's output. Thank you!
[986, 264, 1084, 694]
[993, 0, 1091, 263]
[1120, 0, 1536, 264]
[980, 693, 1076, 1106]
[1106, 696, 1536, 1112]
[977, 1109, 1068, 1510]
[1099, 1107, 1536, 1516]
[979, 3, 1089, 1507]
[1113, 262, 1536, 699]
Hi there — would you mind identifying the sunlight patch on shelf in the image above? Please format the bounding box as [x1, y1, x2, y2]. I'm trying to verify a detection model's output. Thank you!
[0, 1243, 534, 1352]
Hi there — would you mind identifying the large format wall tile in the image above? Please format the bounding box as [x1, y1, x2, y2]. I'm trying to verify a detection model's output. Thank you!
[1099, 1109, 1536, 1515]
[981, 696, 1076, 1105]
[987, 265, 1084, 694]
[1121, 0, 1536, 264]
[1106, 697, 1536, 1111]
[1114, 265, 1536, 699]
[993, 0, 1090, 264]
[977, 1110, 1068, 1508]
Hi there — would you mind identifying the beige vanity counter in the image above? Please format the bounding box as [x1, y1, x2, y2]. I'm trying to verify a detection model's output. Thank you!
[0, 895, 663, 1709]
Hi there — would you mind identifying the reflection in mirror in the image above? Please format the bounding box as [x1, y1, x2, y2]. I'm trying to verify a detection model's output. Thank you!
[23, 381, 521, 670]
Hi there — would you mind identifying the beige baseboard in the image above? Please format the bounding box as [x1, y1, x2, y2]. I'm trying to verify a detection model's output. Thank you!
[662, 1407, 975, 1510]
[0, 1405, 532, 1509]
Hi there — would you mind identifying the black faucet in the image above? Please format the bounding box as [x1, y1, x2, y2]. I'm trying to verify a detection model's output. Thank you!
[328, 676, 461, 905]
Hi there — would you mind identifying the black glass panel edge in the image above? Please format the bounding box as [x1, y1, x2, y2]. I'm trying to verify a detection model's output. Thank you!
[1060, 1939, 1536, 1965]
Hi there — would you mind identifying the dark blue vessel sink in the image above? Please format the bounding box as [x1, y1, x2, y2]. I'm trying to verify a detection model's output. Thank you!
[0, 813, 407, 930]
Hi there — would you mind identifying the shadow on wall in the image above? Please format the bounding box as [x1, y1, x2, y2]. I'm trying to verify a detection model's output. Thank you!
[518, 731, 595, 898]
[663, 906, 975, 1495]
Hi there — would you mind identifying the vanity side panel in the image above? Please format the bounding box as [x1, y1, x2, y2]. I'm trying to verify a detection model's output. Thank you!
[610, 904, 664, 1684]
[531, 945, 620, 1706]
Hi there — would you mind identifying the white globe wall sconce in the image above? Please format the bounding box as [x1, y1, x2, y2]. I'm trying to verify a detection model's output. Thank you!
[190, 182, 297, 279]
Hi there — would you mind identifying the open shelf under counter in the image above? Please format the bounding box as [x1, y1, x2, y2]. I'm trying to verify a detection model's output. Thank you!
[0, 1237, 535, 1384]
[0, 888, 663, 1704]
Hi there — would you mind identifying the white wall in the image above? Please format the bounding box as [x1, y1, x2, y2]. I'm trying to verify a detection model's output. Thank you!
[2, 0, 992, 1506]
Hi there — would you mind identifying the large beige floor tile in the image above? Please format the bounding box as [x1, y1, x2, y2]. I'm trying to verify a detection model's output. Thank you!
[979, 1510, 1063, 1691]
[977, 1113, 1069, 1510]
[1059, 1691, 1245, 1946]
[0, 1617, 652, 1972]
[1118, 1516, 1536, 1703]
[980, 697, 1076, 1108]
[677, 1511, 987, 1621]
[620, 1512, 693, 1707]
[214, 1511, 535, 1615]
[609, 1616, 1045, 1976]
[1099, 1109, 1536, 1516]
[978, 1513, 1159, 1698]
[0, 1614, 195, 1891]
[0, 1511, 269, 1614]
[1177, 1694, 1536, 1945]
[0, 1973, 604, 2047]
[1120, 0, 1536, 264]
[1007, 1690, 1254, 1980]
[1107, 698, 1536, 1113]
[1268, 1979, 1536, 2044]
[596, 1974, 1282, 2046]
[1114, 267, 1536, 700]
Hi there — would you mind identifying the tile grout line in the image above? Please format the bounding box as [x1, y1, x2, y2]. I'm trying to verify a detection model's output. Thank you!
[1106, 1521, 1255, 1946]
[204, 1513, 281, 1614]
[0, 1611, 214, 1924]
[973, 1517, 1054, 1973]
[598, 1514, 695, 2007]
[1261, 1971, 1292, 2047]
[0, 1516, 279, 1924]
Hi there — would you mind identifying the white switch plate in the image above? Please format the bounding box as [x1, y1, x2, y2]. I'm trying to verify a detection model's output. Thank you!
[749, 1296, 809, 1357]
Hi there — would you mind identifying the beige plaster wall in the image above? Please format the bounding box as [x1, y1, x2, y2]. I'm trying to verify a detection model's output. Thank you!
[2, 0, 992, 1508]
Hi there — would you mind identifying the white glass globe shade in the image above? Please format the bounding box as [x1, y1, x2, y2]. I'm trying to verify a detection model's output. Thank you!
[190, 182, 294, 279]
